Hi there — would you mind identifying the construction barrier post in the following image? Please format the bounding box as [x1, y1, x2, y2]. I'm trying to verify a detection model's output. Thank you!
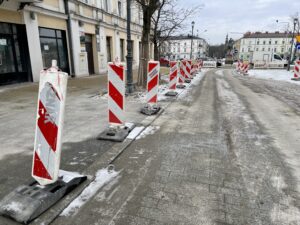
[141, 61, 161, 115]
[98, 62, 135, 141]
[165, 61, 178, 96]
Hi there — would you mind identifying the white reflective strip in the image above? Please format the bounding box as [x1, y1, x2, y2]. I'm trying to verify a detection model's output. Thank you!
[147, 85, 158, 102]
[148, 64, 159, 81]
[108, 95, 125, 123]
[34, 126, 56, 178]
[169, 76, 177, 88]
[39, 83, 61, 126]
[108, 68, 125, 95]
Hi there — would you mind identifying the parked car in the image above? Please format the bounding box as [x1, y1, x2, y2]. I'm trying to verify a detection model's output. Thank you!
[159, 58, 170, 67]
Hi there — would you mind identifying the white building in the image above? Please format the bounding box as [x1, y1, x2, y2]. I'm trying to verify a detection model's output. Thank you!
[0, 0, 150, 85]
[161, 35, 208, 60]
[238, 31, 294, 62]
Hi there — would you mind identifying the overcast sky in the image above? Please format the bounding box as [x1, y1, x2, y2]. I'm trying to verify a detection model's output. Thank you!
[177, 0, 300, 45]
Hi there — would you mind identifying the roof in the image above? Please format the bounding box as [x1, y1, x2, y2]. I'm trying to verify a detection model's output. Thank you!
[163, 35, 205, 41]
[243, 31, 294, 39]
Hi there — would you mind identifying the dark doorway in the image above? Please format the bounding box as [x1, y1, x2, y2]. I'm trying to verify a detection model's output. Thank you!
[106, 36, 112, 62]
[0, 22, 32, 85]
[120, 38, 125, 61]
[85, 34, 94, 74]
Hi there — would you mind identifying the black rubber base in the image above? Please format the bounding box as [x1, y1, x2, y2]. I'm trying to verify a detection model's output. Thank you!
[176, 84, 186, 89]
[165, 91, 178, 96]
[140, 105, 161, 116]
[0, 171, 86, 224]
[184, 79, 191, 83]
[291, 77, 300, 81]
[97, 124, 136, 142]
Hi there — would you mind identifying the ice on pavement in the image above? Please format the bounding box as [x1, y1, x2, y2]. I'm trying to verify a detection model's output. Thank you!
[127, 126, 145, 139]
[136, 126, 160, 140]
[215, 70, 224, 76]
[60, 167, 120, 217]
[248, 69, 300, 85]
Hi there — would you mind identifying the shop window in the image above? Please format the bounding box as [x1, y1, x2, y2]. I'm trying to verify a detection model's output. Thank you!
[39, 27, 69, 73]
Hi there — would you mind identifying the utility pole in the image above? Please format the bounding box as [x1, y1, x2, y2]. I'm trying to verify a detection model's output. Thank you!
[190, 21, 195, 60]
[126, 0, 133, 93]
[287, 18, 298, 71]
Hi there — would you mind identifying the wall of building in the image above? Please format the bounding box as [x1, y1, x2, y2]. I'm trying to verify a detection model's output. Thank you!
[0, 0, 148, 84]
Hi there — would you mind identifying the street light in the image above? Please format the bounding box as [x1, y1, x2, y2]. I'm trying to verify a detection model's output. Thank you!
[190, 21, 195, 59]
[287, 17, 299, 71]
[126, 0, 133, 93]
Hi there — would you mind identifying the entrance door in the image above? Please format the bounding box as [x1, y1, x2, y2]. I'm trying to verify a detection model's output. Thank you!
[85, 34, 94, 74]
[0, 23, 31, 85]
[106, 36, 112, 62]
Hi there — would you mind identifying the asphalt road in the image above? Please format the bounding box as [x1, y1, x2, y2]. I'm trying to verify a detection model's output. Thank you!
[1, 68, 300, 225]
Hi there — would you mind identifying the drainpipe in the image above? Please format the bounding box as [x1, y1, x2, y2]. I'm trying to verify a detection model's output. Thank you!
[64, 0, 75, 77]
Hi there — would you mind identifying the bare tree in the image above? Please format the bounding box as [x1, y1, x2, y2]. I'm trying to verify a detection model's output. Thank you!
[136, 0, 160, 88]
[152, 0, 203, 60]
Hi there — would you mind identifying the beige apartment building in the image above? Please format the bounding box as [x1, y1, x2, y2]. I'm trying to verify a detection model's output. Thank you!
[0, 0, 150, 85]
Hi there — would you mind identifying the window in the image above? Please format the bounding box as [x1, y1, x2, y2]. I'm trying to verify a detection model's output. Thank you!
[106, 36, 112, 62]
[120, 39, 124, 61]
[178, 47, 180, 52]
[256, 48, 258, 51]
[104, 0, 108, 11]
[263, 41, 266, 44]
[118, 1, 122, 16]
[184, 48, 186, 52]
[275, 40, 278, 44]
[39, 27, 69, 72]
[282, 40, 285, 44]
[242, 48, 244, 52]
[248, 48, 250, 52]
[262, 48, 264, 51]
[274, 48, 276, 52]
[257, 41, 259, 45]
[281, 48, 284, 52]
[269, 40, 271, 44]
[268, 47, 271, 51]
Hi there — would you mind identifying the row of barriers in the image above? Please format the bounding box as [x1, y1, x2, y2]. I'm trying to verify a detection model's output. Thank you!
[0, 58, 204, 224]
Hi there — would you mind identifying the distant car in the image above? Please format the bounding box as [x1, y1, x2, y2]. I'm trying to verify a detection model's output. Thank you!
[159, 58, 169, 67]
[216, 60, 222, 67]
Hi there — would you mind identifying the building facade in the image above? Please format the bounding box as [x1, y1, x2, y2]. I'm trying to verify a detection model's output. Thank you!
[0, 0, 149, 85]
[238, 31, 294, 62]
[160, 35, 208, 60]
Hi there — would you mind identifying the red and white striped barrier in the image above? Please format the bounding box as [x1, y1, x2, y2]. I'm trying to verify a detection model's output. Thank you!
[187, 60, 192, 78]
[108, 62, 125, 125]
[182, 60, 188, 80]
[236, 61, 241, 72]
[147, 61, 160, 104]
[241, 63, 249, 75]
[169, 61, 178, 90]
[32, 60, 68, 186]
[294, 60, 300, 78]
[179, 61, 185, 83]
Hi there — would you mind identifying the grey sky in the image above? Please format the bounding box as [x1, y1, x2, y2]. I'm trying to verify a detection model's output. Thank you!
[178, 0, 300, 44]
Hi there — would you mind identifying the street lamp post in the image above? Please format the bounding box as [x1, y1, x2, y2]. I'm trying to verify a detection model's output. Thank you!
[126, 0, 133, 93]
[287, 18, 298, 71]
[190, 21, 195, 59]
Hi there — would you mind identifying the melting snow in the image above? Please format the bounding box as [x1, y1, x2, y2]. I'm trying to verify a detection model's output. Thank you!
[127, 126, 145, 139]
[136, 126, 160, 139]
[60, 167, 120, 217]
[248, 69, 300, 85]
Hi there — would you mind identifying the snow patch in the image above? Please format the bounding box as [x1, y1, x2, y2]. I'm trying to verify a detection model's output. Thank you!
[215, 70, 224, 76]
[136, 126, 160, 139]
[127, 126, 145, 139]
[248, 69, 300, 85]
[60, 167, 120, 217]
